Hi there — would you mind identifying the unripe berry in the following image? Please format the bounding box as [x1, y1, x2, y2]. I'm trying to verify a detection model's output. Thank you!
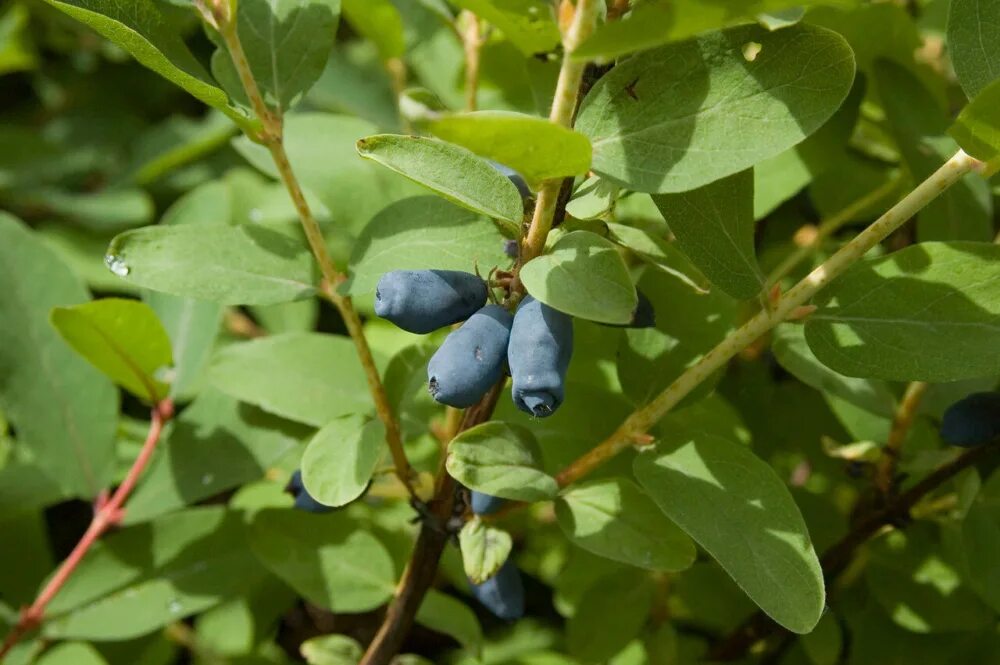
[470, 558, 525, 621]
[374, 270, 487, 334]
[428, 304, 514, 407]
[508, 296, 573, 417]
[940, 392, 1000, 447]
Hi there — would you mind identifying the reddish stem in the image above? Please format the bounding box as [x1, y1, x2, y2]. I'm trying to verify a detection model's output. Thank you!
[0, 399, 173, 661]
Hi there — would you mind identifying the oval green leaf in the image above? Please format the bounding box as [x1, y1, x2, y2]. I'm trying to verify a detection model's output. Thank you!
[555, 477, 696, 572]
[520, 230, 637, 324]
[51, 298, 173, 402]
[427, 111, 592, 187]
[301, 415, 386, 508]
[651, 168, 764, 299]
[634, 434, 825, 634]
[458, 517, 513, 584]
[106, 224, 316, 305]
[576, 23, 855, 193]
[357, 134, 524, 223]
[804, 242, 1000, 382]
[446, 421, 558, 502]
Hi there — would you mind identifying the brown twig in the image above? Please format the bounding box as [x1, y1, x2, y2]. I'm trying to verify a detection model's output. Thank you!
[359, 382, 505, 665]
[0, 400, 175, 660]
[874, 381, 929, 498]
[709, 441, 1000, 661]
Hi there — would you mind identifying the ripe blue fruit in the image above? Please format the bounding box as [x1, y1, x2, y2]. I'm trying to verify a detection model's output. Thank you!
[374, 270, 487, 334]
[487, 160, 531, 200]
[470, 490, 505, 515]
[470, 558, 525, 621]
[940, 392, 1000, 447]
[428, 304, 514, 407]
[601, 289, 655, 329]
[285, 470, 334, 514]
[508, 296, 573, 418]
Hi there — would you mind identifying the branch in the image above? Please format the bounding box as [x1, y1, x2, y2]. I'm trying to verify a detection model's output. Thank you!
[460, 11, 482, 112]
[519, 0, 603, 263]
[710, 441, 1000, 661]
[359, 381, 505, 665]
[0, 400, 175, 661]
[555, 150, 982, 488]
[874, 381, 929, 498]
[204, 0, 417, 499]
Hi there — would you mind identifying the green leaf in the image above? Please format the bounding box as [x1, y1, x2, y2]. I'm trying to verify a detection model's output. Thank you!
[452, 0, 559, 56]
[566, 569, 654, 663]
[947, 0, 1000, 99]
[573, 0, 850, 60]
[555, 477, 695, 572]
[341, 0, 404, 61]
[357, 134, 524, 223]
[50, 298, 172, 402]
[233, 113, 423, 233]
[301, 415, 386, 508]
[801, 612, 843, 665]
[804, 242, 1000, 382]
[605, 218, 711, 294]
[209, 332, 372, 427]
[772, 323, 897, 417]
[950, 78, 1000, 173]
[576, 23, 855, 193]
[41, 0, 249, 130]
[446, 421, 559, 502]
[301, 634, 363, 665]
[520, 230, 637, 324]
[427, 111, 592, 187]
[44, 507, 263, 640]
[634, 434, 825, 633]
[35, 643, 108, 665]
[145, 293, 223, 400]
[106, 223, 316, 305]
[5, 187, 153, 232]
[345, 196, 508, 296]
[249, 508, 395, 612]
[415, 590, 483, 657]
[960, 468, 1000, 613]
[0, 3, 37, 76]
[875, 60, 994, 240]
[458, 517, 513, 584]
[617, 262, 737, 405]
[125, 389, 309, 524]
[867, 525, 993, 633]
[0, 214, 117, 497]
[211, 0, 341, 112]
[651, 169, 763, 300]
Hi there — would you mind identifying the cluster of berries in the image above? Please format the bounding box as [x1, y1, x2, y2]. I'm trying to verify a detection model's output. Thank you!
[374, 269, 573, 418]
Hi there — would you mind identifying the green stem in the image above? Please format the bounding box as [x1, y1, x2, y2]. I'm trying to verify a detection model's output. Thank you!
[556, 150, 982, 487]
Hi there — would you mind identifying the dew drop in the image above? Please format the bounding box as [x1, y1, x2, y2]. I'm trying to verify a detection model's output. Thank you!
[201, 473, 214, 486]
[248, 208, 264, 223]
[168, 599, 182, 614]
[104, 254, 130, 277]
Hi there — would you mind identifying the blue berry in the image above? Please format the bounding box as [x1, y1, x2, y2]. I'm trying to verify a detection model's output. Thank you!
[374, 270, 487, 334]
[503, 239, 520, 259]
[940, 392, 1000, 447]
[470, 558, 525, 621]
[508, 296, 573, 418]
[600, 289, 655, 329]
[470, 491, 505, 515]
[285, 470, 334, 514]
[428, 304, 514, 407]
[487, 160, 531, 200]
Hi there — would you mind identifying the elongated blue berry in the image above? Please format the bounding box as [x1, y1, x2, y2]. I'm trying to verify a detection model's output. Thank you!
[428, 304, 513, 408]
[508, 296, 573, 417]
[470, 558, 525, 621]
[285, 470, 334, 514]
[470, 490, 505, 515]
[940, 392, 1000, 447]
[375, 270, 487, 334]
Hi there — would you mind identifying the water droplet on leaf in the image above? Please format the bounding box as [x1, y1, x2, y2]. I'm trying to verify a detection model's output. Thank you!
[104, 254, 130, 277]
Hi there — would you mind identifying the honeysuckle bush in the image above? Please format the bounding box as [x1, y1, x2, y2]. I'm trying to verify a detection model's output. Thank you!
[1, 1, 1000, 664]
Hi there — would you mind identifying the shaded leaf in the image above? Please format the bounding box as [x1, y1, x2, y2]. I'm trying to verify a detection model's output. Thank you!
[452, 0, 559, 56]
[301, 415, 386, 508]
[947, 0, 1000, 98]
[458, 517, 512, 584]
[446, 421, 558, 502]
